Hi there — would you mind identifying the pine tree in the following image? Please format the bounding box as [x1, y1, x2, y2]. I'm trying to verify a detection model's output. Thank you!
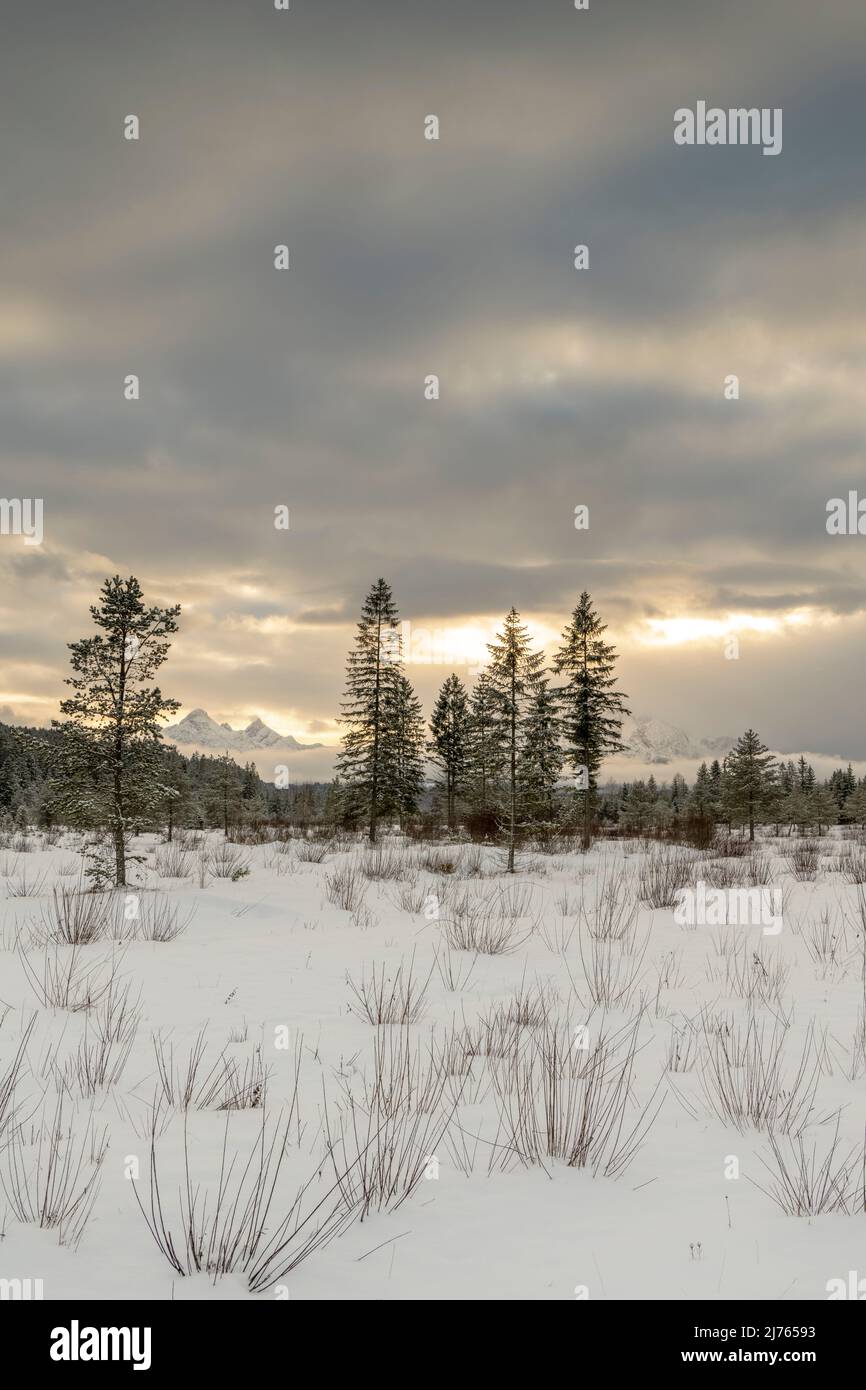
[670, 773, 689, 819]
[797, 755, 816, 792]
[428, 674, 469, 831]
[388, 671, 425, 826]
[335, 578, 406, 842]
[843, 781, 866, 828]
[810, 784, 838, 835]
[485, 608, 545, 871]
[553, 592, 630, 849]
[622, 779, 654, 834]
[723, 729, 777, 842]
[689, 762, 716, 818]
[51, 575, 181, 885]
[160, 746, 196, 841]
[465, 671, 507, 819]
[517, 678, 563, 823]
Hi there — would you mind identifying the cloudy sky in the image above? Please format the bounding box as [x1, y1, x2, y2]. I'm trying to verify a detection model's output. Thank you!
[3, 0, 865, 771]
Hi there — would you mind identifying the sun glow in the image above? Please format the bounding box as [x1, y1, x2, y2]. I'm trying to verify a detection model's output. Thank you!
[401, 618, 560, 671]
[638, 610, 814, 647]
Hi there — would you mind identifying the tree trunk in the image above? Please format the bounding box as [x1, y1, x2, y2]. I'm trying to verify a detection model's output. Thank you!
[113, 824, 126, 887]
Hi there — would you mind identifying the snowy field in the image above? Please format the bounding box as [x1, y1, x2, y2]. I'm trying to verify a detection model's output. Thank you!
[0, 828, 864, 1302]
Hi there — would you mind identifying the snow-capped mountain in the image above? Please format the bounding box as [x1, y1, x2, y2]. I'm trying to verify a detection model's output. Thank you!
[163, 708, 322, 754]
[621, 716, 734, 765]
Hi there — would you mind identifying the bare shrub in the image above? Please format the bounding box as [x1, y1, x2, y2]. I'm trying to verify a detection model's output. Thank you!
[324, 1031, 459, 1219]
[490, 1016, 662, 1178]
[391, 877, 428, 914]
[129, 898, 194, 943]
[579, 861, 638, 941]
[747, 853, 774, 886]
[637, 846, 697, 908]
[0, 1014, 36, 1134]
[699, 1017, 821, 1134]
[324, 863, 367, 913]
[151, 1029, 270, 1110]
[802, 909, 848, 971]
[839, 844, 866, 885]
[537, 915, 576, 954]
[667, 1017, 701, 1073]
[18, 942, 123, 1012]
[786, 841, 820, 882]
[578, 922, 651, 1009]
[443, 896, 529, 955]
[295, 840, 329, 864]
[0, 1092, 108, 1249]
[712, 835, 751, 859]
[431, 945, 478, 992]
[208, 843, 252, 878]
[6, 867, 49, 898]
[32, 887, 113, 946]
[844, 1007, 865, 1081]
[132, 1109, 352, 1291]
[702, 861, 744, 890]
[704, 938, 790, 1005]
[346, 952, 432, 1025]
[154, 844, 194, 878]
[416, 848, 462, 876]
[58, 1006, 139, 1096]
[490, 881, 536, 920]
[360, 844, 407, 881]
[750, 1117, 864, 1215]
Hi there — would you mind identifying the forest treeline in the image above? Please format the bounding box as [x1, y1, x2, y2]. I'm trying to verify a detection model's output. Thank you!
[1, 574, 865, 885]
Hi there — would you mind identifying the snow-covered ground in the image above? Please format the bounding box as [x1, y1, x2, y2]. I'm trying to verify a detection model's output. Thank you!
[0, 829, 863, 1301]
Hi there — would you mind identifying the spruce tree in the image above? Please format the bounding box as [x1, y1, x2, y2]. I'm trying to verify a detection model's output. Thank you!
[689, 762, 717, 819]
[335, 578, 407, 842]
[485, 608, 545, 871]
[428, 674, 469, 830]
[723, 729, 777, 842]
[388, 671, 426, 826]
[51, 575, 181, 885]
[517, 678, 563, 823]
[797, 755, 816, 793]
[160, 746, 196, 841]
[553, 592, 630, 849]
[843, 781, 866, 828]
[465, 671, 507, 819]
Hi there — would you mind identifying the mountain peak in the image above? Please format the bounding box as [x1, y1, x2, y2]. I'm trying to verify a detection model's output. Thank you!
[622, 715, 734, 764]
[163, 708, 322, 754]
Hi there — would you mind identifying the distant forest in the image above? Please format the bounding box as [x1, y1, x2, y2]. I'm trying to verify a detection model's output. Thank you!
[2, 718, 864, 842]
[0, 721, 330, 833]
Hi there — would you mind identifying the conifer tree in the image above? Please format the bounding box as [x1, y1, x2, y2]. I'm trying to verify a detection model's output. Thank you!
[843, 781, 866, 828]
[809, 783, 838, 835]
[797, 755, 816, 792]
[689, 762, 717, 819]
[159, 746, 196, 841]
[553, 592, 630, 849]
[621, 779, 653, 834]
[51, 575, 181, 885]
[486, 608, 545, 871]
[723, 729, 777, 842]
[388, 671, 426, 826]
[335, 578, 410, 842]
[428, 674, 469, 830]
[465, 671, 507, 819]
[517, 678, 563, 823]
